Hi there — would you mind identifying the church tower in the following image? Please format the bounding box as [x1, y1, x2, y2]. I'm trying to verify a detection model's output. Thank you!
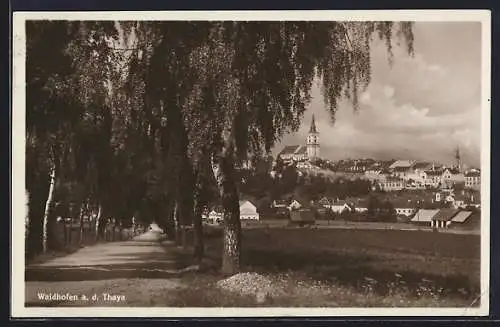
[307, 114, 320, 160]
[455, 146, 462, 172]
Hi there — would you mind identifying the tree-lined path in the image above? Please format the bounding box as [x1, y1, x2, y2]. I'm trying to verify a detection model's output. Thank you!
[25, 227, 194, 307]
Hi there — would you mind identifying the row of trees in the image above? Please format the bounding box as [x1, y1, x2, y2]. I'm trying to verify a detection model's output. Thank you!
[25, 20, 414, 274]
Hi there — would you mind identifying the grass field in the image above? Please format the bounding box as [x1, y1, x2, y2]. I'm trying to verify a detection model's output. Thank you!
[175, 227, 481, 307]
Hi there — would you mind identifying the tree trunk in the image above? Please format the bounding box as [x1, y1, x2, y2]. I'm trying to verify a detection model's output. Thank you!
[95, 203, 103, 242]
[193, 197, 204, 263]
[42, 163, 57, 253]
[25, 189, 30, 257]
[78, 201, 85, 246]
[213, 154, 241, 276]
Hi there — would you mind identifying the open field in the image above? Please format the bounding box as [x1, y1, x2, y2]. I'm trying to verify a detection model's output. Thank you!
[174, 227, 481, 307]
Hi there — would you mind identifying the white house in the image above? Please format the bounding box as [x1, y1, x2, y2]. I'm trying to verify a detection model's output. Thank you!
[288, 199, 303, 211]
[465, 170, 481, 190]
[239, 200, 259, 220]
[208, 209, 223, 225]
[331, 200, 352, 214]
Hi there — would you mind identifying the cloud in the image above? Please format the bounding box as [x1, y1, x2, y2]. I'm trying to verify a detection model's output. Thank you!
[274, 22, 482, 167]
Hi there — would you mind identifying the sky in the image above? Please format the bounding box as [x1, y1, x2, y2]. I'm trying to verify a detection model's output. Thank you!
[273, 22, 483, 167]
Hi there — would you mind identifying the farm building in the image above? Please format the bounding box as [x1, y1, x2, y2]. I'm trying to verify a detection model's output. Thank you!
[411, 209, 440, 226]
[430, 208, 459, 228]
[449, 211, 480, 230]
[239, 200, 259, 221]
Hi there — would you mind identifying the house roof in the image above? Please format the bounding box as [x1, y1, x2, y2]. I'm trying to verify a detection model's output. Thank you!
[318, 197, 331, 205]
[394, 166, 411, 172]
[432, 208, 459, 221]
[425, 170, 443, 176]
[451, 211, 473, 223]
[465, 171, 480, 177]
[239, 199, 256, 207]
[413, 162, 432, 170]
[279, 145, 301, 155]
[389, 160, 415, 169]
[447, 168, 461, 175]
[332, 200, 349, 206]
[273, 199, 289, 206]
[411, 209, 439, 222]
[295, 145, 308, 155]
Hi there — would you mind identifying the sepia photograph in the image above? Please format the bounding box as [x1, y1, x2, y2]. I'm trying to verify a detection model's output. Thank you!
[11, 10, 491, 318]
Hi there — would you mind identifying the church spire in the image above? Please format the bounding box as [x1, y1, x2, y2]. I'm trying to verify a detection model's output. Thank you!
[309, 114, 318, 134]
[455, 145, 462, 172]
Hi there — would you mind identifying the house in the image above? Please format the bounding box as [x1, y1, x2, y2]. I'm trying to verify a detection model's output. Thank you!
[424, 170, 442, 188]
[346, 197, 369, 213]
[272, 199, 289, 208]
[430, 208, 459, 228]
[411, 209, 440, 227]
[466, 190, 481, 208]
[465, 170, 481, 190]
[317, 197, 332, 209]
[378, 177, 405, 191]
[331, 200, 353, 214]
[451, 193, 467, 209]
[207, 206, 223, 225]
[288, 199, 303, 211]
[391, 198, 417, 217]
[239, 200, 260, 221]
[278, 145, 308, 162]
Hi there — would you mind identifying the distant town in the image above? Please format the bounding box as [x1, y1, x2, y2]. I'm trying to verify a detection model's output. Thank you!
[204, 115, 481, 231]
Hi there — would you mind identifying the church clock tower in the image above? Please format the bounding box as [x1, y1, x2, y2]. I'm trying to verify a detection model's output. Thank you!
[307, 114, 320, 160]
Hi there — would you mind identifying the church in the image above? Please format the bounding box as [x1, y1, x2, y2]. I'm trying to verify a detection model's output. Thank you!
[278, 115, 320, 162]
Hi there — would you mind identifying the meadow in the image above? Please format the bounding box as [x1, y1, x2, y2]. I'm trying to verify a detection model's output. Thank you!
[174, 227, 481, 307]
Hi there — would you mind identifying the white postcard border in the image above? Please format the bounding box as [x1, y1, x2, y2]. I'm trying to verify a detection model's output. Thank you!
[11, 10, 491, 318]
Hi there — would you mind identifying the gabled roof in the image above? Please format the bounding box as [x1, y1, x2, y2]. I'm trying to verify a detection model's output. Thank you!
[451, 211, 473, 223]
[389, 160, 415, 169]
[432, 208, 459, 221]
[279, 145, 301, 155]
[411, 209, 440, 222]
[317, 197, 331, 205]
[295, 145, 308, 155]
[425, 170, 443, 176]
[465, 171, 480, 177]
[239, 199, 256, 207]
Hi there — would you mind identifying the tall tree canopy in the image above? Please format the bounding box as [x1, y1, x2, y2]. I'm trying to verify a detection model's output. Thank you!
[26, 20, 414, 272]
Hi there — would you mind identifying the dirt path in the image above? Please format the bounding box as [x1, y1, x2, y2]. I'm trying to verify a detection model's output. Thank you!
[25, 230, 191, 307]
